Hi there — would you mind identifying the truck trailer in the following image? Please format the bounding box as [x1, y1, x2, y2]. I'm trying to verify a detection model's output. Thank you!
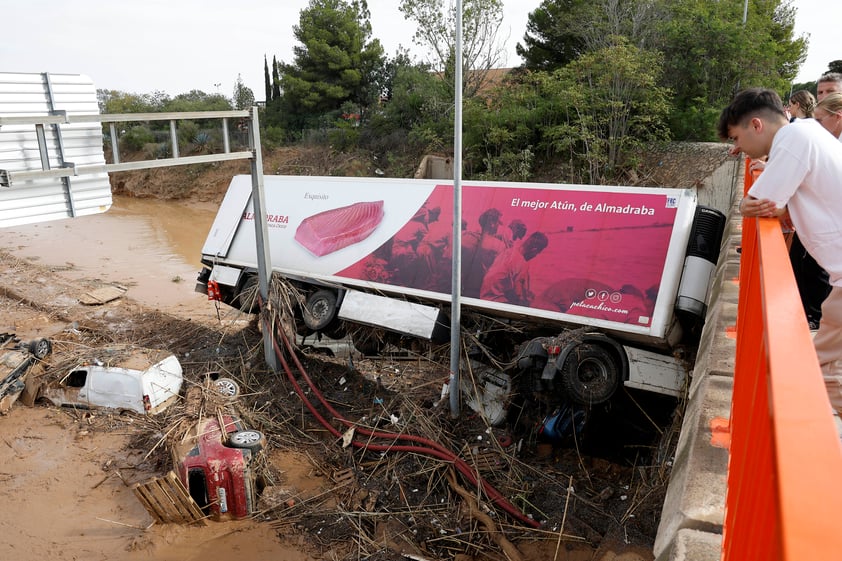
[196, 175, 725, 421]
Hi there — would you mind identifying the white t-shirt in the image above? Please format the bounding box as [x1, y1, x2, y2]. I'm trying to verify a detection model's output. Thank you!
[748, 118, 842, 285]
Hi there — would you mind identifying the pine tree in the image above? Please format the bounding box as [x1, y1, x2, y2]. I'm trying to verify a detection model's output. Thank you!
[264, 55, 272, 103]
[272, 56, 281, 101]
[276, 0, 385, 131]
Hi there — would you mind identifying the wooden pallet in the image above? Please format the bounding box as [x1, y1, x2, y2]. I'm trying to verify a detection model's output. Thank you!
[469, 449, 507, 473]
[132, 471, 206, 525]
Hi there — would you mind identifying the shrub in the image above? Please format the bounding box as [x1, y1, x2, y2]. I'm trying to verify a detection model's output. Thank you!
[122, 126, 154, 151]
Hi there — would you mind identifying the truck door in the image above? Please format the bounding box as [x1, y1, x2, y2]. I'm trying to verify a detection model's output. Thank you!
[201, 176, 253, 259]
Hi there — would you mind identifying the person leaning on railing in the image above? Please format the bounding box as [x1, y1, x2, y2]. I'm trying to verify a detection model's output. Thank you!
[719, 87, 842, 416]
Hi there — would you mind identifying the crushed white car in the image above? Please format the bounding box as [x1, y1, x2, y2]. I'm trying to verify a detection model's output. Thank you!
[36, 346, 183, 415]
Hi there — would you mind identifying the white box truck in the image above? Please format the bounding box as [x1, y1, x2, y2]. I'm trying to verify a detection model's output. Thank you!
[196, 175, 725, 413]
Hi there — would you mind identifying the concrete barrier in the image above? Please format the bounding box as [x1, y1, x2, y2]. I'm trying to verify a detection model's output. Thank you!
[654, 170, 743, 559]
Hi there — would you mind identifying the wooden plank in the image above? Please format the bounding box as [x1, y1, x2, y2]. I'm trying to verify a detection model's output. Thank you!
[469, 450, 506, 473]
[78, 285, 126, 305]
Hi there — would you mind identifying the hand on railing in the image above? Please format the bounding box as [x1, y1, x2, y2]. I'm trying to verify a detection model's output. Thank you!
[738, 196, 780, 218]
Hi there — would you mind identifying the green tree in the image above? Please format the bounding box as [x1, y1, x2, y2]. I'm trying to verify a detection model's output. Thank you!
[272, 55, 281, 100]
[543, 39, 671, 181]
[233, 74, 255, 110]
[97, 90, 169, 114]
[466, 38, 670, 183]
[517, 0, 663, 72]
[656, 0, 806, 139]
[398, 0, 505, 98]
[275, 0, 385, 133]
[264, 56, 272, 103]
[365, 55, 449, 152]
[516, 0, 593, 71]
[163, 90, 232, 112]
[463, 75, 543, 180]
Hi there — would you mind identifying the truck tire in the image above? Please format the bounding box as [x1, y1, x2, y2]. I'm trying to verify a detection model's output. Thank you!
[28, 338, 52, 360]
[559, 343, 620, 405]
[303, 290, 338, 331]
[228, 430, 266, 452]
[237, 275, 260, 313]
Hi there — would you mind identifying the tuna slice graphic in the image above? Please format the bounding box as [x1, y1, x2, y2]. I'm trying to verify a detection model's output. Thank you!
[295, 200, 385, 257]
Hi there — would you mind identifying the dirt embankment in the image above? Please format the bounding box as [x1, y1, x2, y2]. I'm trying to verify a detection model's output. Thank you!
[109, 142, 733, 203]
[110, 146, 417, 203]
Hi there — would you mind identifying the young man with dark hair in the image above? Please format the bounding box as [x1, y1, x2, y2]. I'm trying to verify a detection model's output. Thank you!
[719, 87, 842, 414]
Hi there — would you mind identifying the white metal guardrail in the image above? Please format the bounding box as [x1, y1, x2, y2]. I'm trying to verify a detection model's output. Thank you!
[0, 72, 253, 227]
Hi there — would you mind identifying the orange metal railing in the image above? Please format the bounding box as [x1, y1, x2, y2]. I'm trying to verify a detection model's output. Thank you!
[722, 163, 842, 560]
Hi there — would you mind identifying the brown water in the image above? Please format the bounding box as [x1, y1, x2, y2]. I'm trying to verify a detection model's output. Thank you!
[0, 196, 220, 319]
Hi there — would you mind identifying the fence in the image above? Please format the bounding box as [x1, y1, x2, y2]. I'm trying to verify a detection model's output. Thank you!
[722, 162, 842, 559]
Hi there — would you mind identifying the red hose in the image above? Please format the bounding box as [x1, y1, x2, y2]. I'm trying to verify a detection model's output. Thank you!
[264, 314, 540, 528]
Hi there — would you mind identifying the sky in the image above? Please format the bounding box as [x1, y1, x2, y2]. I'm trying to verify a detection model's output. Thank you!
[0, 0, 838, 99]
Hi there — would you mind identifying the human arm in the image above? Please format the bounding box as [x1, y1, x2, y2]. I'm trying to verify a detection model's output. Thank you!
[739, 196, 785, 218]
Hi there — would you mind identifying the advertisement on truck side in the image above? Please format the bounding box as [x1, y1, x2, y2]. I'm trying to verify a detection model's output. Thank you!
[202, 176, 697, 342]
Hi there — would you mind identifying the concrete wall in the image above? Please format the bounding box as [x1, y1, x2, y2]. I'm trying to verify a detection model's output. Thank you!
[414, 154, 453, 179]
[653, 158, 743, 560]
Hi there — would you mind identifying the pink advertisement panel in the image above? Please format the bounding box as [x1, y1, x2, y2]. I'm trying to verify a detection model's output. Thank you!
[331, 184, 680, 327]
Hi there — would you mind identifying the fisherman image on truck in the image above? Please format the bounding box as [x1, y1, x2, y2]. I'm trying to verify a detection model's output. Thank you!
[196, 175, 725, 434]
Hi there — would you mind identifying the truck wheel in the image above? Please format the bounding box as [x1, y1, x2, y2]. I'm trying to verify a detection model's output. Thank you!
[303, 290, 338, 331]
[237, 274, 260, 313]
[28, 338, 52, 359]
[228, 430, 266, 452]
[559, 343, 620, 405]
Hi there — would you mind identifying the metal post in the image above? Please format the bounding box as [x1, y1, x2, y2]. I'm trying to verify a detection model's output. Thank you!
[222, 118, 231, 153]
[248, 106, 279, 372]
[169, 120, 179, 158]
[43, 72, 77, 217]
[109, 123, 120, 164]
[449, 0, 464, 418]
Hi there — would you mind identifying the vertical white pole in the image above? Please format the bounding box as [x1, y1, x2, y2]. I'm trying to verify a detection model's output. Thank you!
[249, 106, 280, 372]
[449, 0, 464, 418]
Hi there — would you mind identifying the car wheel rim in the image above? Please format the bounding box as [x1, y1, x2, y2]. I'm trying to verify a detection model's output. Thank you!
[234, 431, 260, 445]
[215, 379, 238, 396]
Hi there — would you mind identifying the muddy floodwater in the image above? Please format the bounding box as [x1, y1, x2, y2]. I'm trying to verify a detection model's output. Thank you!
[1, 196, 222, 320]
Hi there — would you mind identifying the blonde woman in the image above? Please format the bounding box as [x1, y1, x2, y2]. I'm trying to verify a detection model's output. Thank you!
[787, 89, 816, 121]
[815, 92, 842, 140]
